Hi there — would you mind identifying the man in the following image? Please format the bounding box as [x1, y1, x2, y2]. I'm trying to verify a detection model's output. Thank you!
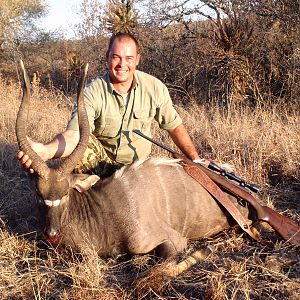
[18, 32, 207, 177]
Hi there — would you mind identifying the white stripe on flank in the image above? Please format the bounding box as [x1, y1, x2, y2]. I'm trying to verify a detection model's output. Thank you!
[44, 199, 61, 207]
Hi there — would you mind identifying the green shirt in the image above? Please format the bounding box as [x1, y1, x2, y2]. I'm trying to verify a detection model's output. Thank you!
[67, 70, 182, 164]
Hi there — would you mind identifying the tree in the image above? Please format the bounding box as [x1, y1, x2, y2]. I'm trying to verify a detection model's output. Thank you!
[0, 0, 47, 47]
[105, 0, 140, 34]
[0, 0, 47, 81]
[75, 0, 105, 39]
[72, 0, 107, 82]
[135, 0, 299, 107]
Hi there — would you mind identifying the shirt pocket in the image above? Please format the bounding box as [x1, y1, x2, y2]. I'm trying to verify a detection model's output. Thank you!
[133, 109, 156, 131]
[98, 116, 121, 138]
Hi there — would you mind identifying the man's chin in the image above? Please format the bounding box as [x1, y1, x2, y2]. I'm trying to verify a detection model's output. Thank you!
[115, 77, 128, 83]
[110, 72, 132, 84]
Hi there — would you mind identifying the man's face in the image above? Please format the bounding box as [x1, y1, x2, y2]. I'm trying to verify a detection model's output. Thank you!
[107, 38, 140, 85]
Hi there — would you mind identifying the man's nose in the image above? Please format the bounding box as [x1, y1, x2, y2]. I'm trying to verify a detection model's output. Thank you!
[118, 58, 126, 67]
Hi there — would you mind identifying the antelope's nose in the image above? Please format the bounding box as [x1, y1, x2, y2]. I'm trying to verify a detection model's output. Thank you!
[44, 227, 60, 243]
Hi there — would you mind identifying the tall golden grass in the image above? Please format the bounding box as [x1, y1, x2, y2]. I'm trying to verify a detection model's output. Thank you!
[0, 76, 299, 299]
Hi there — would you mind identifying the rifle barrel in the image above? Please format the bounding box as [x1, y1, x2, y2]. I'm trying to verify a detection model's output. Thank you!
[133, 129, 177, 155]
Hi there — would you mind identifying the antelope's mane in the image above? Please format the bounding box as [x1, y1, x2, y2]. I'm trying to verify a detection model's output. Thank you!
[114, 157, 181, 179]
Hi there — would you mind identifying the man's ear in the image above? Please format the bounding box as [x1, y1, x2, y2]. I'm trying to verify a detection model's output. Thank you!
[136, 53, 141, 66]
[106, 50, 110, 61]
[68, 174, 101, 193]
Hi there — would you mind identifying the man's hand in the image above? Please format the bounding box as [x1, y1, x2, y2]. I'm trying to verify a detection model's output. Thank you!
[17, 130, 80, 174]
[193, 159, 235, 173]
[193, 158, 207, 166]
[17, 137, 49, 174]
[218, 162, 235, 173]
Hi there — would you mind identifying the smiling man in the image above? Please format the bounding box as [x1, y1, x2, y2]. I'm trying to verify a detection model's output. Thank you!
[18, 32, 205, 178]
[107, 34, 140, 92]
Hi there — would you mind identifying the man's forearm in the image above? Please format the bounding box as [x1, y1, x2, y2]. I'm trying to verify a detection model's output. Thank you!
[167, 124, 200, 161]
[46, 129, 80, 159]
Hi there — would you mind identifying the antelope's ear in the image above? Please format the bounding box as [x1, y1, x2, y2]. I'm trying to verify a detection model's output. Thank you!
[69, 174, 101, 192]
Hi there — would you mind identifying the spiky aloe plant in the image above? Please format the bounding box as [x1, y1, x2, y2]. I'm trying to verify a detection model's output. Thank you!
[210, 13, 261, 105]
[105, 0, 139, 34]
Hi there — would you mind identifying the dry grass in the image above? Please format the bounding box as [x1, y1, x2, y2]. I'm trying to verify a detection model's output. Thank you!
[0, 76, 299, 299]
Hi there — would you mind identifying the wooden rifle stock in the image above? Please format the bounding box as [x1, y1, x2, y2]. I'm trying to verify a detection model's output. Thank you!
[132, 130, 300, 246]
[259, 206, 300, 245]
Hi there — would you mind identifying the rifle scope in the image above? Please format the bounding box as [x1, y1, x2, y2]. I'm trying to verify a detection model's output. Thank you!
[208, 161, 260, 193]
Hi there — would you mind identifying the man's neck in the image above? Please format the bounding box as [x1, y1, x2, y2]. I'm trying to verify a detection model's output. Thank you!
[113, 81, 132, 94]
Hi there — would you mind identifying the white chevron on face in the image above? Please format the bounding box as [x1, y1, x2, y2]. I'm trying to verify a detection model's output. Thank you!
[44, 199, 61, 207]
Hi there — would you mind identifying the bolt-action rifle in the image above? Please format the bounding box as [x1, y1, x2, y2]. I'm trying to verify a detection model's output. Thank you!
[133, 129, 300, 246]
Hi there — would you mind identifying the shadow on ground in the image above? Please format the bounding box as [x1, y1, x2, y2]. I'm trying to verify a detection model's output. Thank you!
[0, 141, 40, 238]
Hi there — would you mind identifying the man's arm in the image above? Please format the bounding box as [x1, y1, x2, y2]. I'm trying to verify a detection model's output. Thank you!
[17, 129, 80, 173]
[168, 124, 234, 171]
[167, 124, 210, 166]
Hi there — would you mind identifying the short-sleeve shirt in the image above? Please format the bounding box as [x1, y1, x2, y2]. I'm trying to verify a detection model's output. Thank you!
[67, 70, 182, 164]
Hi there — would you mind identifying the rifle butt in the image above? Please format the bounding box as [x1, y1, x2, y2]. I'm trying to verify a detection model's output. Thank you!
[259, 206, 300, 246]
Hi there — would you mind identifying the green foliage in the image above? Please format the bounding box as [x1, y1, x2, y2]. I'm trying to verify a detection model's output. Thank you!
[105, 0, 139, 34]
[0, 0, 47, 45]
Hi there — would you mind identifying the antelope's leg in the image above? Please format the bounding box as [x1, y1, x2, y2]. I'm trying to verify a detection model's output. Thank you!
[164, 247, 212, 277]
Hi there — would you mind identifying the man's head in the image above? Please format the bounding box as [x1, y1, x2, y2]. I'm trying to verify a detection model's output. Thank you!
[106, 32, 140, 86]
